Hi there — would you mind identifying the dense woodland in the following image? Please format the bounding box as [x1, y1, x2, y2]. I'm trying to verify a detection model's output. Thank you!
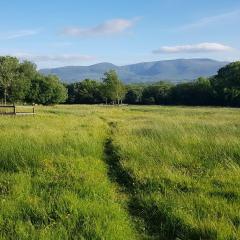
[0, 56, 240, 106]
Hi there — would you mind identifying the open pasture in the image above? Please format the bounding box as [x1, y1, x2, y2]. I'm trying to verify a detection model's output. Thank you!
[0, 105, 239, 239]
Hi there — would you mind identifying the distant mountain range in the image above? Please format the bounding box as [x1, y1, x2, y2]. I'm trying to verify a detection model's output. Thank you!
[40, 58, 228, 84]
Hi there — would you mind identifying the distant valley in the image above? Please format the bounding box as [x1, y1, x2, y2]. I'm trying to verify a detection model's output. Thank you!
[40, 58, 228, 83]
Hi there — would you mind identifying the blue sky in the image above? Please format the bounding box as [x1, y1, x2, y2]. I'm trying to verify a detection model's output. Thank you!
[0, 0, 239, 68]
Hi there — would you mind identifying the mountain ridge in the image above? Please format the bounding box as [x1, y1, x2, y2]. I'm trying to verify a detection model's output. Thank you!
[40, 58, 229, 83]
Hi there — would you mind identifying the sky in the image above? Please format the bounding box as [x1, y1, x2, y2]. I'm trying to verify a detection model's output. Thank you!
[0, 0, 239, 68]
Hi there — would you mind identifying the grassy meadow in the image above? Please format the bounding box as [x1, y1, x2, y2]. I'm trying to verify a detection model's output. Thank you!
[0, 105, 239, 239]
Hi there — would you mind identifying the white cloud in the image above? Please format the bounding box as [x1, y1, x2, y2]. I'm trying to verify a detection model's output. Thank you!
[0, 29, 40, 40]
[153, 43, 233, 54]
[62, 18, 138, 37]
[177, 10, 240, 31]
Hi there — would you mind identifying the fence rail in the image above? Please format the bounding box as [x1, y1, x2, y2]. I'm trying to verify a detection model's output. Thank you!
[0, 105, 35, 115]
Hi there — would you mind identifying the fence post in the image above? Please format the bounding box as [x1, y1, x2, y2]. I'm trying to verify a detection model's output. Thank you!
[13, 104, 16, 115]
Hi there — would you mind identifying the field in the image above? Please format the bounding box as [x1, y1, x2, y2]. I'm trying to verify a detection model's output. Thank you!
[0, 105, 239, 240]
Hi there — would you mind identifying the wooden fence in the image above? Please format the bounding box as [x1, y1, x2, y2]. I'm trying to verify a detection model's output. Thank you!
[0, 105, 35, 115]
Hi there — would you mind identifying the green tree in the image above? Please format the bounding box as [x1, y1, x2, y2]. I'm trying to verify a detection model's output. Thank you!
[125, 88, 142, 104]
[0, 56, 20, 104]
[211, 61, 240, 106]
[171, 82, 196, 105]
[102, 70, 125, 104]
[27, 74, 67, 105]
[142, 82, 173, 105]
[66, 83, 77, 104]
[67, 79, 103, 104]
[192, 77, 214, 105]
[11, 61, 37, 103]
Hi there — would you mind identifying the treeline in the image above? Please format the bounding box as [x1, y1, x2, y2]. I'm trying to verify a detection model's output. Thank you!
[0, 56, 240, 107]
[67, 61, 240, 107]
[67, 70, 125, 104]
[0, 56, 67, 105]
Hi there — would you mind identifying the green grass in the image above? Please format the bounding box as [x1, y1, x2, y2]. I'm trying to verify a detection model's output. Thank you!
[0, 105, 239, 239]
[111, 106, 240, 239]
[0, 105, 137, 240]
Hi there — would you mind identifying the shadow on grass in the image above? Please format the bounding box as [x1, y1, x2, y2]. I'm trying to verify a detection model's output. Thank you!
[104, 137, 135, 192]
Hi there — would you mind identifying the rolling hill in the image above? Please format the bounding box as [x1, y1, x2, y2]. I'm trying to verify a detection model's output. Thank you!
[40, 58, 228, 83]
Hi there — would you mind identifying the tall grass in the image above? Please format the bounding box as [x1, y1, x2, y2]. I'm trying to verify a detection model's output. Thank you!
[0, 105, 136, 239]
[0, 105, 239, 239]
[111, 106, 240, 239]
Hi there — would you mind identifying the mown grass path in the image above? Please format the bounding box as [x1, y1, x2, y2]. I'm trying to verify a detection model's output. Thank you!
[104, 121, 135, 192]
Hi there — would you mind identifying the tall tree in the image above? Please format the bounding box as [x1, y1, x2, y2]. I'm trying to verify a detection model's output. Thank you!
[211, 61, 240, 106]
[142, 82, 173, 105]
[26, 74, 67, 105]
[125, 88, 142, 104]
[0, 56, 20, 105]
[11, 61, 37, 103]
[67, 79, 103, 104]
[102, 70, 125, 104]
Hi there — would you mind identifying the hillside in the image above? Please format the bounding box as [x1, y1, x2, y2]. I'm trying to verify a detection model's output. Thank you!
[40, 58, 228, 83]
